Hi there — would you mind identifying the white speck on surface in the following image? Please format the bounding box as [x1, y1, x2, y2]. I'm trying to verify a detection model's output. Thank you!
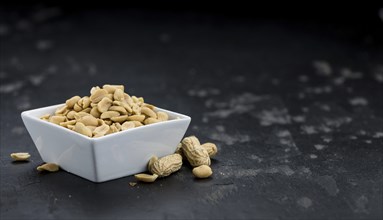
[248, 154, 263, 162]
[373, 132, 383, 138]
[301, 107, 309, 113]
[264, 165, 295, 176]
[0, 81, 24, 93]
[202, 116, 209, 123]
[215, 125, 225, 132]
[298, 92, 305, 99]
[313, 60, 332, 76]
[11, 126, 25, 135]
[298, 75, 309, 82]
[309, 154, 318, 159]
[201, 185, 238, 205]
[373, 65, 383, 82]
[208, 132, 250, 146]
[358, 130, 367, 135]
[36, 40, 53, 51]
[365, 140, 372, 144]
[349, 136, 358, 140]
[255, 108, 291, 126]
[204, 93, 266, 119]
[324, 117, 352, 128]
[322, 136, 332, 143]
[276, 130, 291, 138]
[301, 125, 317, 135]
[68, 195, 72, 198]
[305, 86, 332, 94]
[88, 63, 97, 75]
[16, 95, 31, 110]
[354, 195, 369, 214]
[349, 97, 368, 106]
[292, 115, 306, 123]
[320, 104, 331, 111]
[340, 68, 363, 79]
[188, 88, 220, 97]
[333, 77, 345, 85]
[314, 144, 327, 150]
[315, 175, 339, 196]
[297, 197, 313, 208]
[29, 74, 45, 86]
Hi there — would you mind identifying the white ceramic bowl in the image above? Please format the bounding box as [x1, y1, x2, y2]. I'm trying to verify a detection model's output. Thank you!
[21, 104, 191, 182]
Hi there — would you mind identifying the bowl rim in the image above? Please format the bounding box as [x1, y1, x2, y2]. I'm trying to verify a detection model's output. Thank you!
[21, 103, 191, 141]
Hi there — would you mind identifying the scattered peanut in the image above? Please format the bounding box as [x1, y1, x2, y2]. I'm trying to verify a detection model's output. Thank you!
[201, 142, 218, 157]
[37, 163, 59, 172]
[192, 165, 213, 178]
[41, 85, 171, 138]
[149, 154, 183, 177]
[181, 136, 211, 167]
[10, 152, 30, 161]
[134, 173, 158, 182]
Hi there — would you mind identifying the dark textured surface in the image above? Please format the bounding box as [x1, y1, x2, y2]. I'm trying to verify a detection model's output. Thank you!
[1, 5, 383, 220]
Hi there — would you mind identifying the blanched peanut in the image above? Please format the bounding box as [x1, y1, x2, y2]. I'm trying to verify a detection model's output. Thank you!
[37, 163, 59, 172]
[90, 89, 108, 103]
[93, 124, 109, 137]
[121, 121, 135, 130]
[97, 97, 113, 113]
[192, 165, 213, 178]
[141, 107, 157, 118]
[127, 115, 145, 122]
[78, 115, 98, 126]
[144, 118, 160, 125]
[157, 112, 169, 121]
[73, 122, 92, 137]
[10, 152, 30, 161]
[66, 96, 81, 108]
[131, 121, 143, 127]
[109, 106, 127, 115]
[111, 115, 128, 123]
[103, 84, 124, 94]
[49, 116, 66, 125]
[100, 111, 120, 119]
[113, 88, 125, 101]
[134, 173, 158, 182]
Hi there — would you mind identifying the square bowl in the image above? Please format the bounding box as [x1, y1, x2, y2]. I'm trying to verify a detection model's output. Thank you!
[21, 104, 191, 183]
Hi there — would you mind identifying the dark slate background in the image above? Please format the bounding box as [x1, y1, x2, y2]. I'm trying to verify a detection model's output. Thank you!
[1, 2, 382, 220]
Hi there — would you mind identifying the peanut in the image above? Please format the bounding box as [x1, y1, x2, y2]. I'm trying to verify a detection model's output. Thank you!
[134, 173, 158, 183]
[73, 122, 92, 137]
[97, 97, 112, 113]
[149, 154, 182, 177]
[157, 111, 169, 121]
[37, 163, 59, 172]
[66, 96, 81, 108]
[181, 136, 211, 167]
[90, 89, 108, 103]
[192, 165, 213, 178]
[201, 142, 218, 157]
[144, 118, 160, 125]
[127, 115, 145, 122]
[141, 106, 157, 118]
[41, 84, 172, 138]
[93, 124, 109, 137]
[10, 152, 30, 161]
[147, 156, 158, 171]
[121, 121, 135, 130]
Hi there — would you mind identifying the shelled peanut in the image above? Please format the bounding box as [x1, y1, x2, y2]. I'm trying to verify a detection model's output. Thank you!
[40, 84, 170, 138]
